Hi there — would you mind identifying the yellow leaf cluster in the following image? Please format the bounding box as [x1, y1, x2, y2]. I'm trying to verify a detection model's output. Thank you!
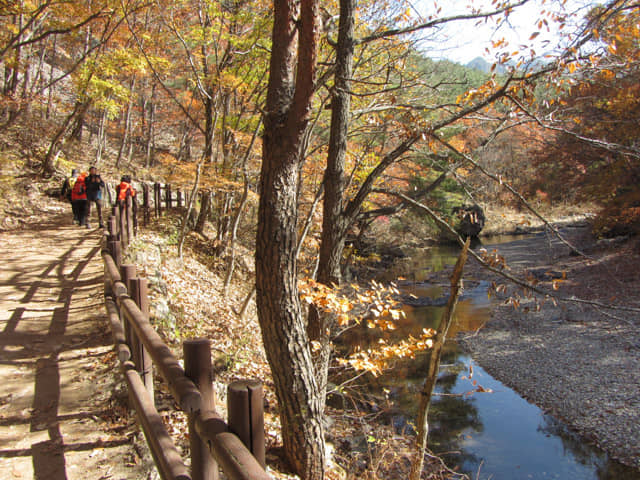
[337, 329, 435, 377]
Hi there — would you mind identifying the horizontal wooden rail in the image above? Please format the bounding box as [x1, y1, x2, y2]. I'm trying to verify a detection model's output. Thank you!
[195, 415, 271, 480]
[103, 250, 122, 283]
[123, 362, 191, 480]
[103, 248, 201, 411]
[116, 294, 202, 412]
[102, 207, 269, 480]
[105, 297, 131, 363]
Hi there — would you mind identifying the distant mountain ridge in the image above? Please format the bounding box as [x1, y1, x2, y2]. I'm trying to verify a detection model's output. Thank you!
[465, 55, 549, 74]
[466, 56, 494, 73]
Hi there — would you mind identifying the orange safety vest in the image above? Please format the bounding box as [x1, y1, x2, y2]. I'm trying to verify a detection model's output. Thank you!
[71, 175, 87, 201]
[117, 181, 136, 201]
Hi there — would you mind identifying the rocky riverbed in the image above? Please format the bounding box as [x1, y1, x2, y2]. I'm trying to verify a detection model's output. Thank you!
[457, 223, 640, 470]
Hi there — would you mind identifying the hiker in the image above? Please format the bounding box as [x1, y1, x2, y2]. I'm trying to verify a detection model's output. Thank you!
[71, 172, 89, 228]
[86, 166, 105, 228]
[115, 175, 136, 206]
[60, 169, 79, 223]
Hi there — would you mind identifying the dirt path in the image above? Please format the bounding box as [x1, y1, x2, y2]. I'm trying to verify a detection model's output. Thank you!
[0, 213, 150, 480]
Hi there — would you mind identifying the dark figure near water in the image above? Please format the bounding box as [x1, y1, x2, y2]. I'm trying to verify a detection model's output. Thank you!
[453, 204, 486, 238]
[86, 166, 105, 228]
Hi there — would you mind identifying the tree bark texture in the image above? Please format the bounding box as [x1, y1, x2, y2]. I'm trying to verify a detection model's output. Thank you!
[256, 1, 325, 479]
[308, 0, 356, 400]
[194, 190, 211, 235]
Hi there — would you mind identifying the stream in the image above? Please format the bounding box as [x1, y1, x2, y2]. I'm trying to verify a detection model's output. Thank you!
[363, 235, 640, 479]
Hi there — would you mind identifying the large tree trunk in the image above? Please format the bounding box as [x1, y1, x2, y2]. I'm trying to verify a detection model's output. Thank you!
[256, 1, 325, 479]
[257, 132, 325, 479]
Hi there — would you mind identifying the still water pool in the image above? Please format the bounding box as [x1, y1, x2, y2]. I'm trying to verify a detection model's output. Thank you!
[368, 237, 640, 479]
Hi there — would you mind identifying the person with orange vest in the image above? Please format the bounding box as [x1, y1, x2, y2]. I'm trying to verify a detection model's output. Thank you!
[71, 172, 89, 228]
[115, 175, 136, 205]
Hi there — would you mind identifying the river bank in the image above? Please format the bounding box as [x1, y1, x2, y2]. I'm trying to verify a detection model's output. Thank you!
[457, 222, 640, 471]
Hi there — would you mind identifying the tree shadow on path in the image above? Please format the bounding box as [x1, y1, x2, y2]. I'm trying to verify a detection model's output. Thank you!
[0, 215, 143, 479]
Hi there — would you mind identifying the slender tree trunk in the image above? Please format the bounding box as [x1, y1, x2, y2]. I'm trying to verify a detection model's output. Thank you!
[116, 77, 135, 167]
[5, 14, 22, 96]
[223, 119, 260, 295]
[2, 13, 22, 127]
[215, 192, 234, 249]
[204, 93, 215, 163]
[178, 162, 202, 259]
[69, 99, 89, 141]
[31, 38, 49, 119]
[42, 100, 89, 174]
[145, 84, 156, 167]
[223, 166, 249, 296]
[194, 190, 211, 235]
[410, 239, 470, 480]
[95, 106, 108, 164]
[46, 35, 57, 119]
[296, 183, 323, 261]
[237, 285, 256, 320]
[308, 0, 356, 400]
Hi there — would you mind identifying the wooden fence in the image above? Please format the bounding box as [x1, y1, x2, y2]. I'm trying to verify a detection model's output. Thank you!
[105, 181, 196, 231]
[102, 199, 269, 480]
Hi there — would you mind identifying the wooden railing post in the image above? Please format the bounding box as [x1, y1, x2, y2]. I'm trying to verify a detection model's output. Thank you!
[166, 184, 172, 210]
[154, 182, 161, 218]
[126, 195, 134, 242]
[184, 339, 217, 480]
[132, 194, 138, 237]
[108, 215, 117, 238]
[228, 380, 265, 468]
[103, 235, 113, 298]
[108, 237, 122, 268]
[112, 205, 120, 239]
[142, 183, 149, 226]
[130, 278, 154, 400]
[177, 189, 182, 208]
[119, 202, 128, 248]
[119, 264, 138, 366]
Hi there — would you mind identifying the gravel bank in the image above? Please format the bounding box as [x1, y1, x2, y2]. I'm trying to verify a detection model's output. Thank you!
[458, 224, 640, 470]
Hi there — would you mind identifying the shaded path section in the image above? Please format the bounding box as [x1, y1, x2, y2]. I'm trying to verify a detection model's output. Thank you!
[0, 214, 149, 479]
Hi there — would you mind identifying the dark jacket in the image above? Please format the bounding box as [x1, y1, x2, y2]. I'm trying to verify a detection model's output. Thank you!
[86, 174, 105, 201]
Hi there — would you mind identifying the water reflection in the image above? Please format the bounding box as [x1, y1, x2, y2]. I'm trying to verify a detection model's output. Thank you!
[335, 238, 640, 479]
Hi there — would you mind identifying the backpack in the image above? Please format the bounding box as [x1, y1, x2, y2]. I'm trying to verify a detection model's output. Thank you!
[72, 176, 86, 199]
[64, 176, 77, 201]
[117, 182, 135, 201]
